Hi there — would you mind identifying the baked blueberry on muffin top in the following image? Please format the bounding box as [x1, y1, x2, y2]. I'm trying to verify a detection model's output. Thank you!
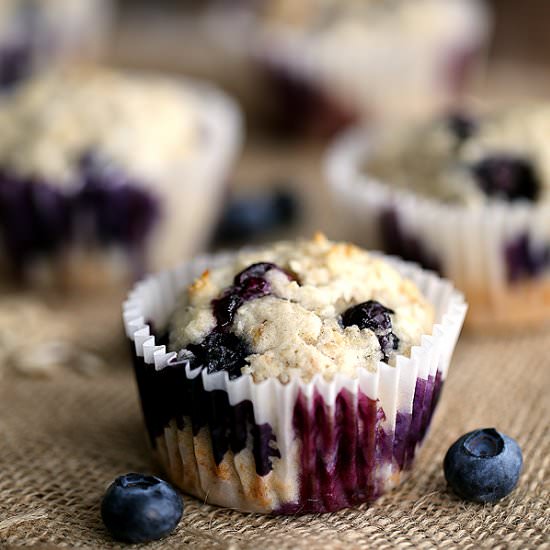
[0, 67, 198, 184]
[169, 234, 434, 383]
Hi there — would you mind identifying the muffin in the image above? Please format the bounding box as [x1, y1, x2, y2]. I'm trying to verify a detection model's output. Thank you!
[326, 107, 550, 329]
[124, 234, 466, 513]
[203, 0, 490, 136]
[0, 66, 242, 288]
[0, 0, 111, 89]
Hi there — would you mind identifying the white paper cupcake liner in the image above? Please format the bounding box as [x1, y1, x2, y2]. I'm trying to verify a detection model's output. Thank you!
[123, 249, 466, 514]
[145, 77, 243, 269]
[326, 128, 550, 329]
[0, 76, 242, 289]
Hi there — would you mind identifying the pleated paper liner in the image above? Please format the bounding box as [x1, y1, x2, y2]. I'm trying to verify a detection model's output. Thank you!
[124, 249, 466, 514]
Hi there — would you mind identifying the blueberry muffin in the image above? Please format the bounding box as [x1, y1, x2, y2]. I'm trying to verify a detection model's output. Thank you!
[211, 0, 490, 136]
[125, 235, 467, 513]
[0, 0, 111, 89]
[0, 66, 241, 287]
[327, 107, 550, 328]
[119, 0, 488, 137]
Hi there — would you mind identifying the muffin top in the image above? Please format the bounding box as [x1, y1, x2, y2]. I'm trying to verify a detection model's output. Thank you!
[0, 66, 199, 186]
[169, 234, 434, 383]
[366, 107, 550, 206]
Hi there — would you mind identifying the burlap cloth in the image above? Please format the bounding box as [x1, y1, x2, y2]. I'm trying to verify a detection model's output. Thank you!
[0, 287, 548, 550]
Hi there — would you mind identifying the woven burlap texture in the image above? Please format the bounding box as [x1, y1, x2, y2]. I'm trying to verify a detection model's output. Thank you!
[0, 293, 548, 549]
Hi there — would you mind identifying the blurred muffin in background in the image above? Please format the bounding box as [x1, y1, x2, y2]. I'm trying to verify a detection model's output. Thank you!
[256, 0, 490, 135]
[326, 107, 550, 329]
[0, 0, 113, 89]
[111, 0, 491, 138]
[204, 0, 491, 136]
[0, 66, 242, 289]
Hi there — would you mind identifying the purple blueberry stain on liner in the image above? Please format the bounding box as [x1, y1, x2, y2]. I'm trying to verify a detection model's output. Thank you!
[379, 208, 442, 275]
[504, 233, 550, 283]
[0, 154, 161, 279]
[261, 59, 358, 138]
[398, 371, 443, 470]
[131, 329, 280, 477]
[77, 151, 161, 251]
[0, 173, 73, 275]
[276, 372, 444, 514]
[131, 326, 446, 511]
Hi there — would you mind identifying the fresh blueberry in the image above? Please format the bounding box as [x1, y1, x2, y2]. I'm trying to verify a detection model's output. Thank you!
[444, 428, 523, 503]
[472, 155, 540, 202]
[273, 186, 299, 224]
[212, 188, 299, 245]
[101, 473, 183, 543]
[341, 300, 399, 361]
[447, 112, 477, 142]
[186, 331, 251, 379]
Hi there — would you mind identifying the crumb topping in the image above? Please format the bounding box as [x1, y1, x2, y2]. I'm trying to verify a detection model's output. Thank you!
[0, 66, 199, 185]
[169, 235, 434, 383]
[366, 106, 550, 205]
